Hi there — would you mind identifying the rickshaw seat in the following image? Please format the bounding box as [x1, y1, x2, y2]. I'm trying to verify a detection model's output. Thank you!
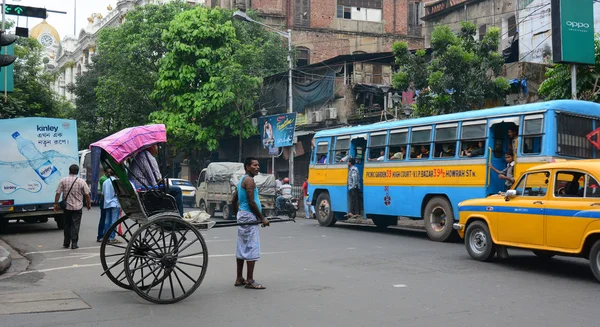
[110, 178, 179, 220]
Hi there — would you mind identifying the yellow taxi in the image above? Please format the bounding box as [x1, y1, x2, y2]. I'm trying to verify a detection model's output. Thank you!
[453, 160, 600, 282]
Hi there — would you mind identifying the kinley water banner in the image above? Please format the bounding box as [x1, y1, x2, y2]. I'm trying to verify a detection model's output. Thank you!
[0, 118, 78, 205]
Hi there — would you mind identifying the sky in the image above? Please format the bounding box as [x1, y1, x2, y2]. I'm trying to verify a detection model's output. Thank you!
[6, 0, 113, 40]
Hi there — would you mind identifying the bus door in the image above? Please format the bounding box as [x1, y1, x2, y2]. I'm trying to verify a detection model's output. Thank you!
[487, 117, 519, 195]
[350, 135, 367, 212]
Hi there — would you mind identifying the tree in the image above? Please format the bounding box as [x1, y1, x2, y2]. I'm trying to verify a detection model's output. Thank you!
[67, 55, 106, 149]
[70, 1, 192, 149]
[0, 37, 73, 119]
[393, 22, 509, 117]
[151, 7, 288, 158]
[538, 37, 600, 102]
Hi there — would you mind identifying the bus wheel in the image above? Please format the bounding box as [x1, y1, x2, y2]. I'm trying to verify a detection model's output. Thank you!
[315, 193, 336, 227]
[423, 197, 455, 242]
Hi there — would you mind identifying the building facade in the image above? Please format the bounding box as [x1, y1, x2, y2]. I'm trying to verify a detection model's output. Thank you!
[214, 0, 424, 65]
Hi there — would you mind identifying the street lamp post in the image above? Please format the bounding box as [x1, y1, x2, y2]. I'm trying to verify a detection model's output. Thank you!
[391, 92, 402, 119]
[233, 10, 295, 185]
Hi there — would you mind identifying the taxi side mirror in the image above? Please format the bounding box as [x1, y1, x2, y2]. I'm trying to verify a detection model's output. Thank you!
[505, 189, 517, 201]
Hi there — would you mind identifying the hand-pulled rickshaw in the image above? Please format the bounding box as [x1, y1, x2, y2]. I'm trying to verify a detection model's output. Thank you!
[90, 124, 293, 304]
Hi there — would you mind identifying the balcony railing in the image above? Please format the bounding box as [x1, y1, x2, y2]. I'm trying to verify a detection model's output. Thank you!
[424, 0, 467, 17]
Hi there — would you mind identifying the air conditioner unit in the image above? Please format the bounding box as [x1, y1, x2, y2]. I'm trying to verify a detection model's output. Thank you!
[313, 111, 323, 122]
[325, 108, 337, 120]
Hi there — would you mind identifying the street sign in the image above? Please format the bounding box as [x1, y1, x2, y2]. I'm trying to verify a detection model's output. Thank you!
[2, 4, 47, 19]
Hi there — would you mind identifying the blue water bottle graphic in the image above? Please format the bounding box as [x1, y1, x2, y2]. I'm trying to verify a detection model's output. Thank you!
[12, 132, 61, 185]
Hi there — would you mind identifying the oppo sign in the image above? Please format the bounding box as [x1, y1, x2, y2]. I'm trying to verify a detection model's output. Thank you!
[551, 0, 595, 65]
[566, 21, 590, 29]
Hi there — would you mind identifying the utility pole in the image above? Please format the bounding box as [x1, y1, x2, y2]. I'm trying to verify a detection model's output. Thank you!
[571, 64, 577, 100]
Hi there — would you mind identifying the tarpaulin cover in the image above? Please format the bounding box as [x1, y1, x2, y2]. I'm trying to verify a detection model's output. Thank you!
[292, 72, 335, 113]
[89, 124, 167, 164]
[260, 72, 335, 113]
[231, 170, 277, 197]
[206, 162, 276, 196]
[206, 162, 244, 183]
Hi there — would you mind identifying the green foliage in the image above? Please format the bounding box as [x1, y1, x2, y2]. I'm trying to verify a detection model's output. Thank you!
[0, 37, 73, 119]
[393, 22, 509, 117]
[151, 7, 288, 154]
[67, 55, 107, 149]
[539, 37, 600, 102]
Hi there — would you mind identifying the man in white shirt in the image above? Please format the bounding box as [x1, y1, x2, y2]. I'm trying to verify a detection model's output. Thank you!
[277, 178, 292, 210]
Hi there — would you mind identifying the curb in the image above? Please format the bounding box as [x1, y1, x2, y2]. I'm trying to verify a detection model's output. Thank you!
[0, 241, 12, 275]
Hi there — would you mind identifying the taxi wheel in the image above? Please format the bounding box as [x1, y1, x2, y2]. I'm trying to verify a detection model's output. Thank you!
[590, 240, 600, 282]
[315, 193, 336, 227]
[423, 197, 455, 242]
[465, 221, 496, 262]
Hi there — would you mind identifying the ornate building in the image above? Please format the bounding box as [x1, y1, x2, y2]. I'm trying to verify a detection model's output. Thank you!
[49, 0, 206, 102]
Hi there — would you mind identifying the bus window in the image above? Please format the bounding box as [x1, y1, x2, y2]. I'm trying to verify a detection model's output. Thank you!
[557, 113, 594, 158]
[434, 124, 457, 158]
[460, 122, 487, 158]
[316, 142, 329, 164]
[333, 137, 350, 163]
[522, 115, 543, 155]
[389, 129, 408, 160]
[367, 132, 387, 162]
[410, 127, 432, 159]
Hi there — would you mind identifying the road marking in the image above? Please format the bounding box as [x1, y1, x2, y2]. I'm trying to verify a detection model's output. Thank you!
[393, 284, 407, 288]
[19, 249, 319, 275]
[24, 239, 233, 255]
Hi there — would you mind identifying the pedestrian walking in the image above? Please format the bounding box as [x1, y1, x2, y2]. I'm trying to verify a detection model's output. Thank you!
[302, 178, 315, 219]
[54, 164, 91, 249]
[102, 170, 121, 244]
[97, 168, 111, 242]
[231, 157, 270, 290]
[346, 158, 360, 218]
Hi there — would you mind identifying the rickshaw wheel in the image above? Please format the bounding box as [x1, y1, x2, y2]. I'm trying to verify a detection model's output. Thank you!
[100, 215, 142, 290]
[124, 215, 208, 304]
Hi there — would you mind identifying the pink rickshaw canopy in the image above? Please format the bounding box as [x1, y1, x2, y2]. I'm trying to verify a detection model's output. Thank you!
[89, 124, 167, 164]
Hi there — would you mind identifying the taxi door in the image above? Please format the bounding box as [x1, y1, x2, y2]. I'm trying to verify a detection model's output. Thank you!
[496, 170, 548, 246]
[544, 170, 600, 250]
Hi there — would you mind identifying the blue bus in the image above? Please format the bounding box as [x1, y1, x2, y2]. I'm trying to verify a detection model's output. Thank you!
[308, 100, 600, 242]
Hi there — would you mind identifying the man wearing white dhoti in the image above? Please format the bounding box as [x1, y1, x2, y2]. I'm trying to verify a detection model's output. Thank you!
[231, 157, 270, 289]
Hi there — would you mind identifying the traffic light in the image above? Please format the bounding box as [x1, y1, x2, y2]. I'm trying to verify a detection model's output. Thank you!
[0, 31, 17, 68]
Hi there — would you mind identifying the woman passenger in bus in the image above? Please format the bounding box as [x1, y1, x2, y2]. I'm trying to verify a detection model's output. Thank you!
[418, 145, 430, 159]
[390, 147, 406, 160]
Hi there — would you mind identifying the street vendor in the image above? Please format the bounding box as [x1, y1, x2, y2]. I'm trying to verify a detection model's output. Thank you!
[128, 144, 184, 217]
[231, 157, 270, 290]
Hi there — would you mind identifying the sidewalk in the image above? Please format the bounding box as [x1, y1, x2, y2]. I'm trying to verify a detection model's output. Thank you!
[0, 239, 12, 275]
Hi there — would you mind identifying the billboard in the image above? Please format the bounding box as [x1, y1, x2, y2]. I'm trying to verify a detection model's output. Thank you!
[551, 0, 596, 65]
[258, 113, 297, 151]
[0, 118, 79, 206]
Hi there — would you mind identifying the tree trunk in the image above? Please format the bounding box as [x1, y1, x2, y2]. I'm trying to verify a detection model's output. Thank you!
[238, 114, 243, 163]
